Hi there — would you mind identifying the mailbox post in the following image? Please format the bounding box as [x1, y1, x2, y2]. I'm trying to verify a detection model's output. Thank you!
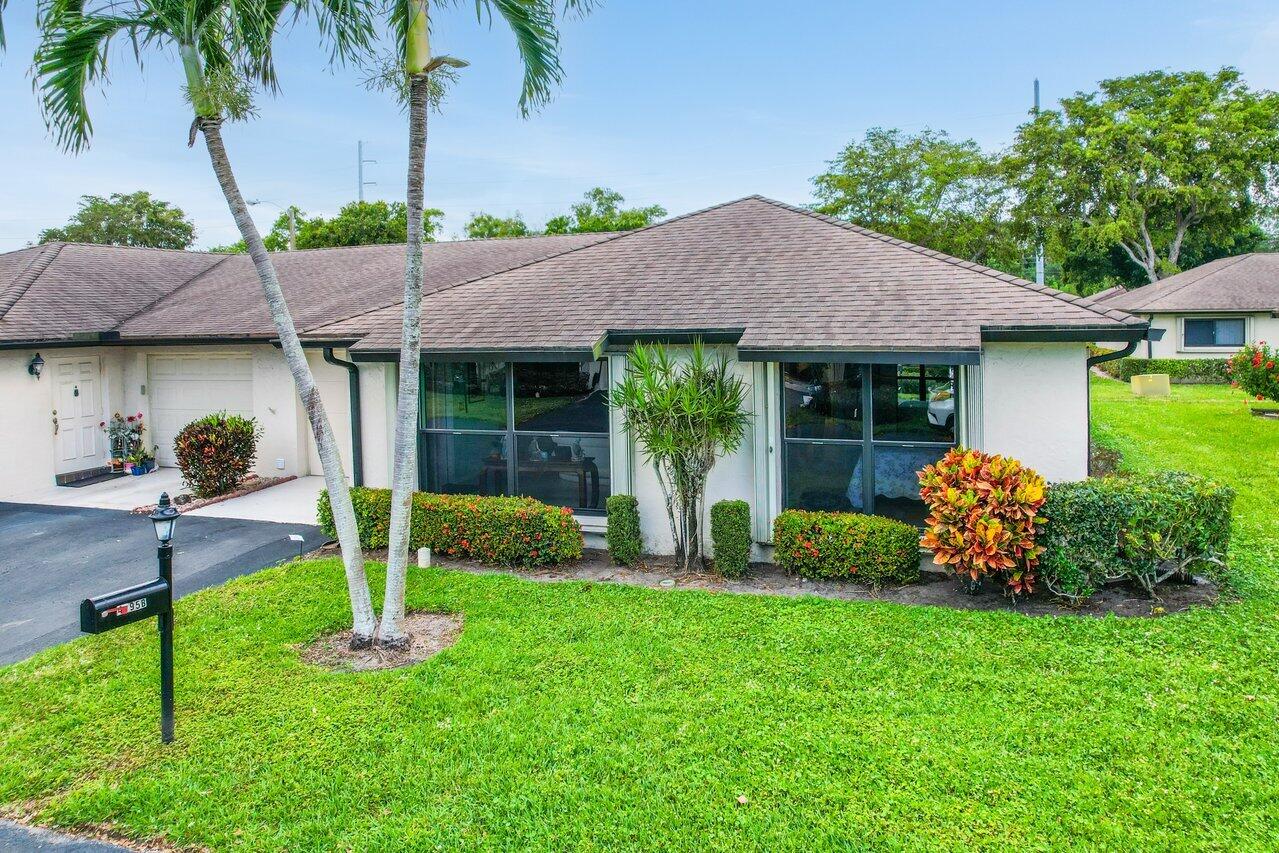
[79, 492, 180, 744]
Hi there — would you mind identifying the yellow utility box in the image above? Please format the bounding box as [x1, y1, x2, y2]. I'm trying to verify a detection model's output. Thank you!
[1131, 373, 1171, 398]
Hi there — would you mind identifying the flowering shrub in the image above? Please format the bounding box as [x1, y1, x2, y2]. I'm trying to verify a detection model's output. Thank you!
[772, 509, 920, 586]
[173, 412, 261, 497]
[1226, 342, 1279, 403]
[318, 487, 583, 568]
[918, 448, 1047, 594]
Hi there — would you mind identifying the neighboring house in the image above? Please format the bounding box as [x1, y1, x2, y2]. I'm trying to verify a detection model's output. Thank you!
[1, 196, 1152, 555]
[1094, 253, 1279, 359]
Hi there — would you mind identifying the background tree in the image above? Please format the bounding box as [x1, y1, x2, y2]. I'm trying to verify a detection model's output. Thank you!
[375, 0, 593, 649]
[812, 127, 1024, 274]
[1008, 67, 1279, 285]
[544, 187, 665, 234]
[464, 211, 531, 239]
[610, 342, 750, 574]
[211, 200, 443, 252]
[39, 191, 195, 249]
[35, 0, 381, 645]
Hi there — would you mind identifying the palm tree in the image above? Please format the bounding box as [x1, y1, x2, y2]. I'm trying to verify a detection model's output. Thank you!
[35, 0, 383, 646]
[376, 0, 594, 647]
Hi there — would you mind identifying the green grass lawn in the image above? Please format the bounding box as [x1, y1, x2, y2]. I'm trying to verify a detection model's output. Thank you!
[2, 379, 1278, 850]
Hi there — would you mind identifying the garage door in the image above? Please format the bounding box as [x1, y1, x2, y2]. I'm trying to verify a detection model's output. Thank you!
[148, 354, 253, 466]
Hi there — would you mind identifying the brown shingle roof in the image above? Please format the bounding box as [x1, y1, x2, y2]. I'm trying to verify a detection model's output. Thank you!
[0, 233, 613, 344]
[340, 196, 1145, 355]
[1095, 253, 1279, 313]
[0, 243, 226, 342]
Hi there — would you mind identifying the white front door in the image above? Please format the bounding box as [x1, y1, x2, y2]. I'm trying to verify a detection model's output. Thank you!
[52, 356, 103, 475]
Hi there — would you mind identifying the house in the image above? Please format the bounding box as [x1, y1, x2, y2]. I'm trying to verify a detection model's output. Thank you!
[1, 196, 1152, 555]
[1094, 253, 1279, 359]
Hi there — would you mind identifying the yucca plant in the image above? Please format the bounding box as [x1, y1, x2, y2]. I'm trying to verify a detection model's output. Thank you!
[33, 0, 382, 645]
[610, 342, 751, 573]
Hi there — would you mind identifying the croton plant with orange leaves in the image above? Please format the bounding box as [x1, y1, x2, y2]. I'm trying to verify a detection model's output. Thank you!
[918, 447, 1048, 594]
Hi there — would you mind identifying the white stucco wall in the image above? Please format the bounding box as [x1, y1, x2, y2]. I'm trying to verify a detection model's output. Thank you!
[0, 343, 383, 499]
[1112, 312, 1278, 360]
[623, 350, 760, 557]
[0, 349, 62, 498]
[979, 342, 1088, 483]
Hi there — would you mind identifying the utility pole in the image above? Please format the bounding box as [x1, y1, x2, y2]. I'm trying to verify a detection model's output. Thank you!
[358, 140, 377, 202]
[247, 199, 295, 251]
[1033, 78, 1045, 286]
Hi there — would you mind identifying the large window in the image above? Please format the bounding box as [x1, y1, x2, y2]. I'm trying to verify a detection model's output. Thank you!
[1183, 317, 1245, 349]
[782, 362, 957, 526]
[418, 360, 610, 512]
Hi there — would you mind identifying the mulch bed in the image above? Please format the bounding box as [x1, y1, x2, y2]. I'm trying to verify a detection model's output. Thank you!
[131, 475, 295, 515]
[311, 544, 1219, 618]
[299, 611, 463, 672]
[428, 549, 1218, 618]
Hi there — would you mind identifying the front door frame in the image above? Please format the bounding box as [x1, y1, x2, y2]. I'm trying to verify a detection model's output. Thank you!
[50, 353, 107, 483]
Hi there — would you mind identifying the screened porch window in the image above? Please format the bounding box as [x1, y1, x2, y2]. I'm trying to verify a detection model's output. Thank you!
[782, 362, 957, 526]
[418, 360, 610, 512]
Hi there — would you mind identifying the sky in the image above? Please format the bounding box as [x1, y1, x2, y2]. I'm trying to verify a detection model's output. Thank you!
[2, 0, 1279, 250]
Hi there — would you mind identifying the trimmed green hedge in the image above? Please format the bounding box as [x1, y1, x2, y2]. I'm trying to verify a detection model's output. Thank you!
[1095, 356, 1230, 384]
[1041, 471, 1234, 600]
[773, 510, 920, 586]
[605, 494, 642, 566]
[710, 500, 752, 578]
[318, 488, 583, 567]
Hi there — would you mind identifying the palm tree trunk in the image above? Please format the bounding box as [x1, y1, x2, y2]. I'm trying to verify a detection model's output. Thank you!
[199, 118, 378, 646]
[378, 71, 431, 648]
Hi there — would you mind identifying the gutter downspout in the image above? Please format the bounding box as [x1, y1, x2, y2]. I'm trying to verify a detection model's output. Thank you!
[323, 347, 364, 487]
[1084, 339, 1139, 476]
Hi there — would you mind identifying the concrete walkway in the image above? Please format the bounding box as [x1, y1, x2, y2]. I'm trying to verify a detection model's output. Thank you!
[2, 470, 326, 526]
[186, 475, 325, 525]
[0, 820, 141, 851]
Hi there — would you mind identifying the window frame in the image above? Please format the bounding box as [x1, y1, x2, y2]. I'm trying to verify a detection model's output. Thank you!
[417, 360, 611, 514]
[1180, 316, 1248, 352]
[780, 361, 958, 521]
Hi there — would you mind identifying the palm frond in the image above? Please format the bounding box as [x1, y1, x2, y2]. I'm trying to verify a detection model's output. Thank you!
[34, 9, 162, 152]
[478, 0, 562, 116]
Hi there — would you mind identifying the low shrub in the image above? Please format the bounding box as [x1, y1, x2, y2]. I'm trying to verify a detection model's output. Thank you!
[173, 412, 261, 498]
[1226, 342, 1279, 403]
[710, 500, 752, 578]
[318, 488, 583, 568]
[606, 494, 643, 566]
[773, 510, 919, 586]
[1041, 472, 1234, 600]
[1095, 356, 1230, 385]
[919, 448, 1047, 595]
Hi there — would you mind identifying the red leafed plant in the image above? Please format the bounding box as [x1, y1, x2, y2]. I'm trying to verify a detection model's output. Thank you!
[1226, 341, 1279, 404]
[918, 447, 1047, 594]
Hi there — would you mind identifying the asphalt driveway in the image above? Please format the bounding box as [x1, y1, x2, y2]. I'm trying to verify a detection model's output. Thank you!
[0, 503, 326, 666]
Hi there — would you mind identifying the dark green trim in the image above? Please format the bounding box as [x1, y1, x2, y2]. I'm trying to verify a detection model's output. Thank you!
[352, 348, 597, 363]
[740, 348, 980, 365]
[0, 335, 278, 351]
[980, 324, 1151, 343]
[322, 347, 363, 487]
[602, 328, 745, 350]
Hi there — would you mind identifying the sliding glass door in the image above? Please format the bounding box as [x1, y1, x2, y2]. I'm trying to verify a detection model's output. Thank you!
[782, 362, 957, 525]
[418, 360, 610, 513]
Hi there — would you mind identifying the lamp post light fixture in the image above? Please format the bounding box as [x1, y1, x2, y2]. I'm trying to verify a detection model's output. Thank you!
[27, 352, 44, 379]
[147, 492, 179, 743]
[247, 198, 296, 251]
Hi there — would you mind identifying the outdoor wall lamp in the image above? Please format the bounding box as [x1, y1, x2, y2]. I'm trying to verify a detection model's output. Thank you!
[27, 352, 44, 379]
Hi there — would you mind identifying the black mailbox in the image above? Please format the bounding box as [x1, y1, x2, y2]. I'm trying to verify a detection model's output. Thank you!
[80, 579, 171, 634]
